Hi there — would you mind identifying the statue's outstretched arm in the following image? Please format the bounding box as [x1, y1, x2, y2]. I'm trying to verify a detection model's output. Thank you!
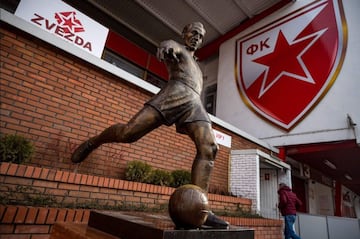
[157, 40, 182, 63]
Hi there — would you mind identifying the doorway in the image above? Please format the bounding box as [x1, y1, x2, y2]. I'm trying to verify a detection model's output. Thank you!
[260, 168, 279, 219]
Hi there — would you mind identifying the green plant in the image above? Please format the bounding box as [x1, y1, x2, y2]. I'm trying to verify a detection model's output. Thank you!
[124, 160, 152, 183]
[147, 169, 173, 186]
[0, 134, 34, 164]
[170, 169, 191, 188]
[209, 185, 231, 196]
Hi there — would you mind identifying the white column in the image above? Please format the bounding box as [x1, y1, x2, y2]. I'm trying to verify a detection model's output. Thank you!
[229, 150, 260, 213]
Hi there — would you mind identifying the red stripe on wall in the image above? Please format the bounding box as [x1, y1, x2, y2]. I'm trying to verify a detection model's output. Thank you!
[105, 31, 168, 80]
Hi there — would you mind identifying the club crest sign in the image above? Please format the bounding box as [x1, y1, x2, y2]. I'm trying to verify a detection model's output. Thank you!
[235, 0, 347, 130]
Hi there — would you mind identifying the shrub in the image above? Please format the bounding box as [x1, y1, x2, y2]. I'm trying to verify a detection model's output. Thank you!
[147, 169, 173, 186]
[124, 160, 152, 183]
[0, 134, 34, 164]
[170, 169, 191, 188]
[209, 185, 230, 196]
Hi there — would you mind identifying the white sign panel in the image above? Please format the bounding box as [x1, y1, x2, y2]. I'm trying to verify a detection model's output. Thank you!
[213, 129, 232, 148]
[15, 0, 109, 58]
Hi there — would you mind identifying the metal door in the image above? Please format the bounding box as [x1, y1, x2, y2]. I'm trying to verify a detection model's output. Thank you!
[260, 168, 279, 219]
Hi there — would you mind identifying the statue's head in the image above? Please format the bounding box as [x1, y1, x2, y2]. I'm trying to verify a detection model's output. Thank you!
[182, 22, 206, 51]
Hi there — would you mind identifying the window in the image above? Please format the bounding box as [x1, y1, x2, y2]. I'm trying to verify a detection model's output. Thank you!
[103, 50, 166, 88]
[204, 84, 217, 115]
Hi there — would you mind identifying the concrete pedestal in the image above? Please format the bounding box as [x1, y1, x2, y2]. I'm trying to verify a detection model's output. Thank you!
[88, 210, 254, 239]
[50, 222, 118, 239]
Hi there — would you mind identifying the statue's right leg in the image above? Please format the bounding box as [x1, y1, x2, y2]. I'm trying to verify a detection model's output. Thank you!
[71, 106, 163, 163]
[184, 122, 229, 229]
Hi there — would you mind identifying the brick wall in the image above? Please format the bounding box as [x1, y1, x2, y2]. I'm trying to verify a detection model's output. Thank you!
[0, 22, 269, 193]
[0, 205, 89, 239]
[0, 162, 252, 214]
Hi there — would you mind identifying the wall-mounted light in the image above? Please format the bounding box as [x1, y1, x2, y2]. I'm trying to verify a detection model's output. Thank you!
[344, 173, 352, 180]
[324, 159, 337, 170]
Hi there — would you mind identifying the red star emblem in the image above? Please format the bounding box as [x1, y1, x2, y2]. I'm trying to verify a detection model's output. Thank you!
[54, 11, 85, 33]
[253, 30, 323, 98]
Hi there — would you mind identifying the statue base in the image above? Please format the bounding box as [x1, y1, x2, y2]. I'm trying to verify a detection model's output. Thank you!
[50, 222, 118, 239]
[87, 210, 254, 239]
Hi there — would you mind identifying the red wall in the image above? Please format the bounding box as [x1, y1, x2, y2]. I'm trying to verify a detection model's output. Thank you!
[106, 31, 168, 80]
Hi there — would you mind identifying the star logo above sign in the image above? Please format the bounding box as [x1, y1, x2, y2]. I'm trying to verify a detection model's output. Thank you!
[235, 0, 347, 130]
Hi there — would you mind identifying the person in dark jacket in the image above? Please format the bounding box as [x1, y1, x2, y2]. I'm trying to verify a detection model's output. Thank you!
[278, 183, 302, 239]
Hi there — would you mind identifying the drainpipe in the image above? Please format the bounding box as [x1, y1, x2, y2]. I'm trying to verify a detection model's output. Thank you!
[347, 114, 359, 146]
[278, 147, 286, 162]
[334, 181, 342, 217]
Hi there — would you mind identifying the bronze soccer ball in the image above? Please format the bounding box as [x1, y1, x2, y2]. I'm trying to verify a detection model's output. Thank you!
[168, 184, 209, 229]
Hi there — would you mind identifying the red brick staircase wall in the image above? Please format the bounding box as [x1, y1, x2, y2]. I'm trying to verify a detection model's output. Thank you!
[0, 162, 282, 239]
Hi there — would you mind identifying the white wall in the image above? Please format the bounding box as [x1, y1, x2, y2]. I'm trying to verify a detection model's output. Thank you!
[216, 0, 360, 146]
[230, 150, 260, 213]
[229, 149, 291, 215]
[296, 213, 360, 239]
